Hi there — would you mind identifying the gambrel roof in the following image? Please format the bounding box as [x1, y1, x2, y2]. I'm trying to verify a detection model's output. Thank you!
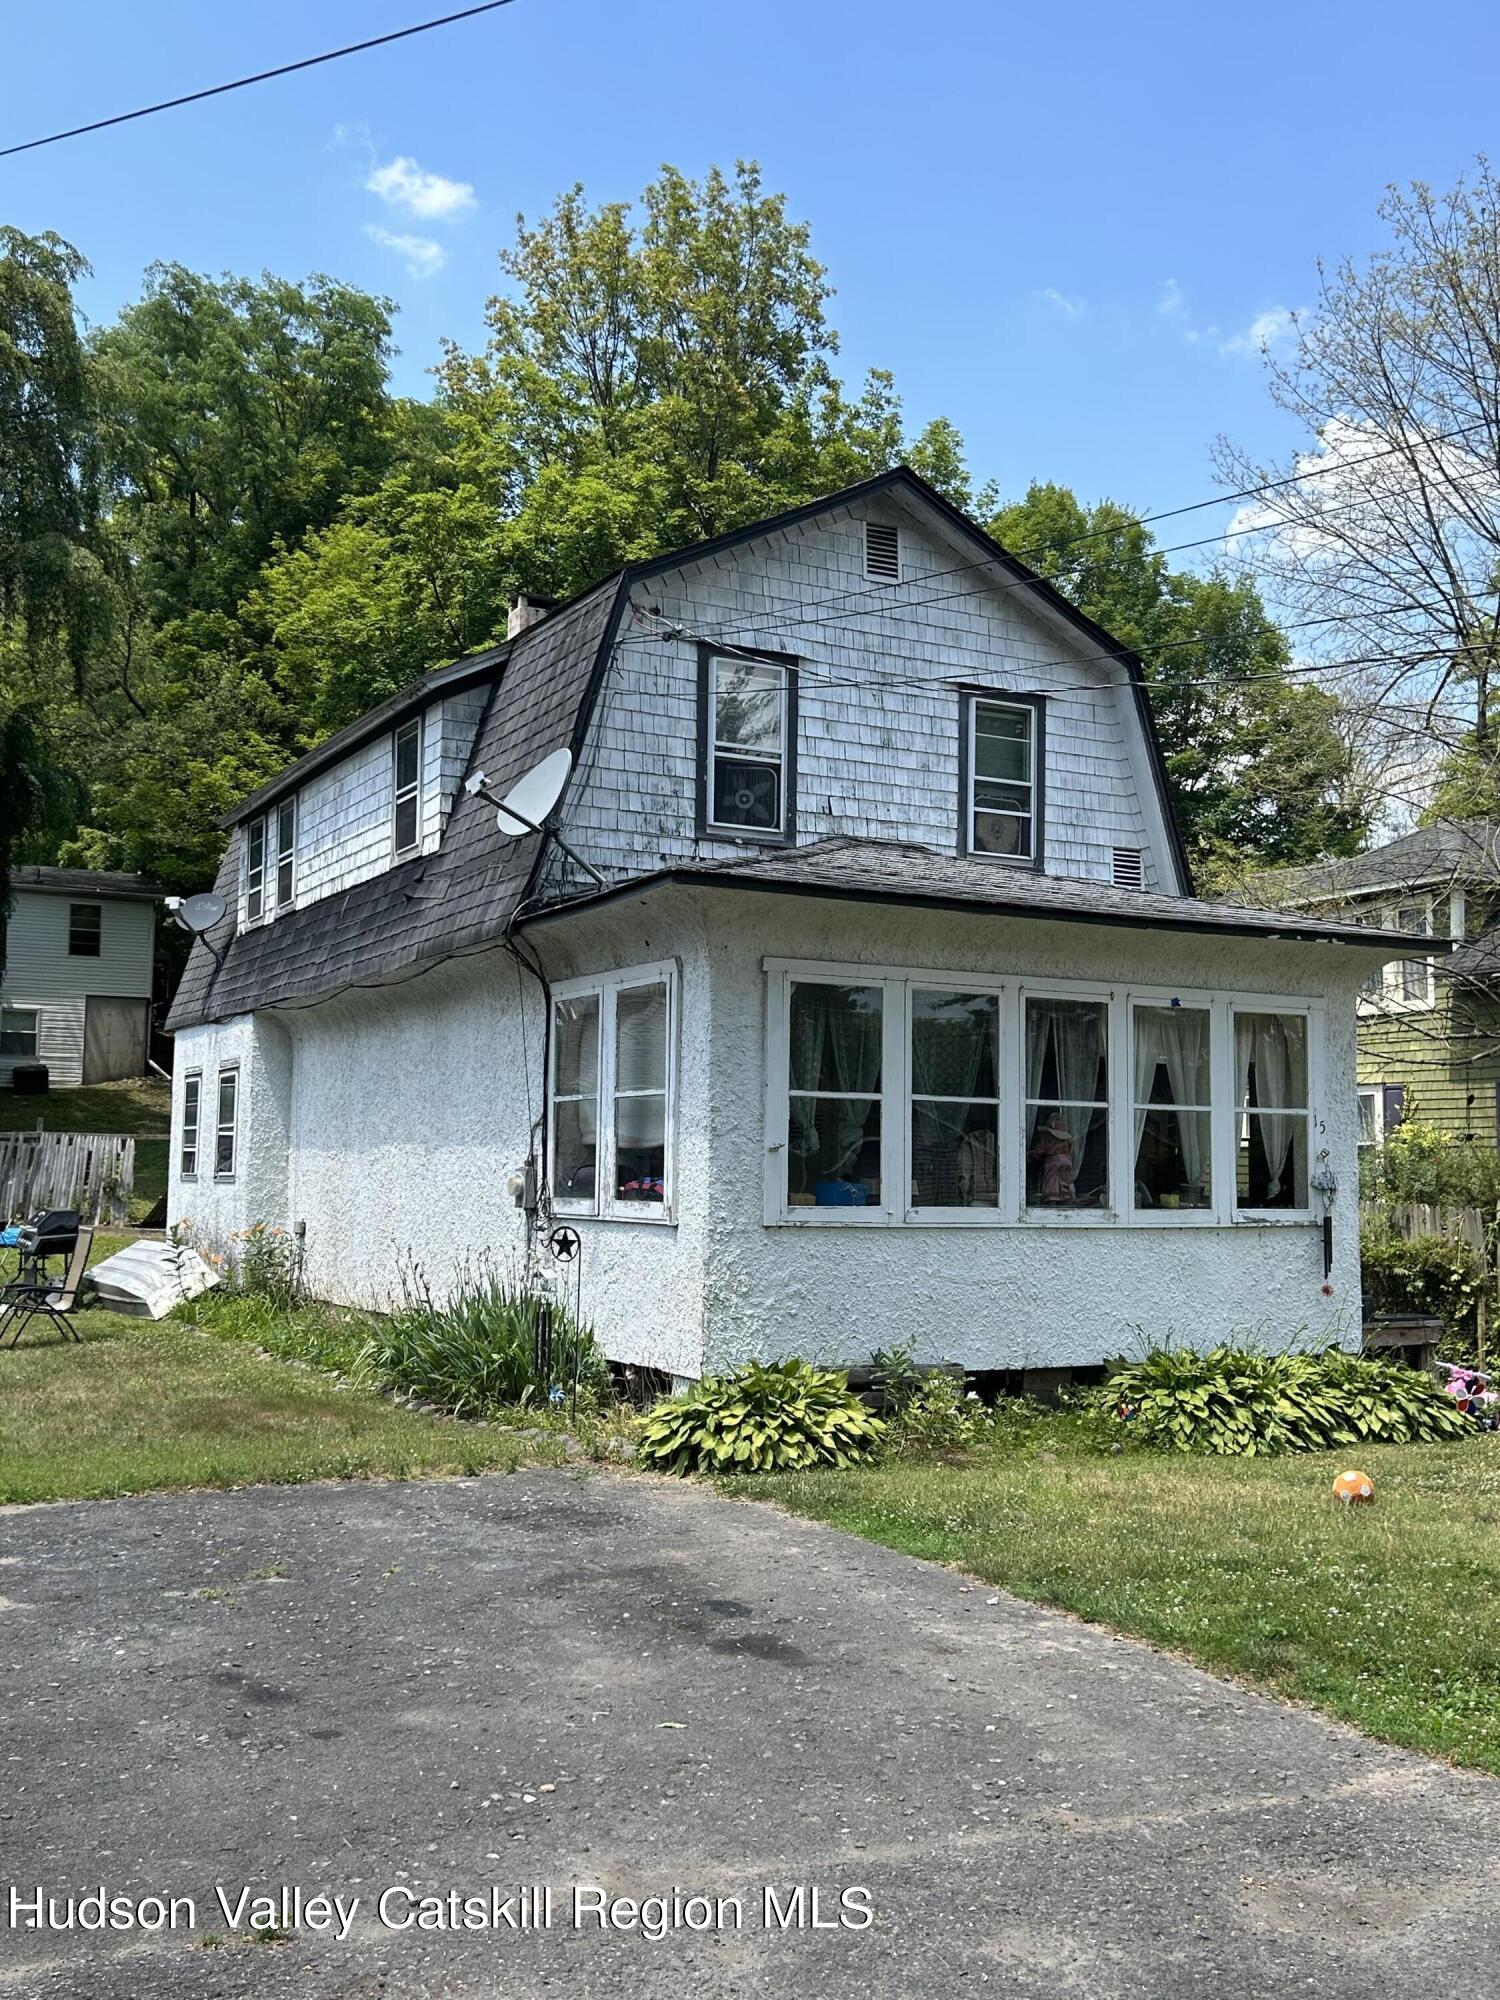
[169, 468, 1418, 1033]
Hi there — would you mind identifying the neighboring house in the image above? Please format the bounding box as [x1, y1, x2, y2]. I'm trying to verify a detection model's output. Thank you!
[2, 867, 163, 1089]
[165, 468, 1424, 1380]
[1254, 821, 1500, 1149]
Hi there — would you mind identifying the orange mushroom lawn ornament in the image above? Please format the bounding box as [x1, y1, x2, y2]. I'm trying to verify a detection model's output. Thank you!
[1332, 1468, 1375, 1505]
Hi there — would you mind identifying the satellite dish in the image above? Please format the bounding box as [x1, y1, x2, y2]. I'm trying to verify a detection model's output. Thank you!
[171, 891, 228, 936]
[495, 748, 572, 839]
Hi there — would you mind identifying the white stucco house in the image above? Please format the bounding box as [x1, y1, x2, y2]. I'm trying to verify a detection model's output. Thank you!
[2, 866, 162, 1089]
[166, 468, 1429, 1381]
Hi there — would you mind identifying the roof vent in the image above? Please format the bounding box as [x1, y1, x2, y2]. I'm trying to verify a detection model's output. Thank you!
[863, 521, 900, 582]
[506, 593, 552, 639]
[1112, 846, 1145, 890]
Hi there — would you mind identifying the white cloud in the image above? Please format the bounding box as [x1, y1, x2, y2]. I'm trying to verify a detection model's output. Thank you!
[1156, 277, 1188, 317]
[366, 155, 475, 220]
[364, 225, 448, 278]
[1220, 305, 1301, 359]
[1037, 287, 1086, 320]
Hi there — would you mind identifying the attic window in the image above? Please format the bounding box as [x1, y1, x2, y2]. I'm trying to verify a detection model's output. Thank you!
[863, 521, 901, 582]
[1112, 847, 1145, 890]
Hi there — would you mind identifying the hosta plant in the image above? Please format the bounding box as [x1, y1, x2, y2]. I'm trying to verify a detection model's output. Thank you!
[638, 1359, 886, 1474]
[1101, 1344, 1473, 1456]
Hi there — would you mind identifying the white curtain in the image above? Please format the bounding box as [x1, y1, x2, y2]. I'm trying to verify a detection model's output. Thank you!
[1052, 1004, 1105, 1176]
[1134, 1007, 1209, 1186]
[1238, 1013, 1298, 1201]
[790, 985, 882, 1180]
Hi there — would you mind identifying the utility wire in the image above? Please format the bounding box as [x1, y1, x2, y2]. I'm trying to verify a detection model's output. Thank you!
[0, 1, 519, 159]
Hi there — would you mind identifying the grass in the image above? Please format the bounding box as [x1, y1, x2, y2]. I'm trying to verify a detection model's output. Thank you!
[0, 1258, 565, 1505]
[0, 1076, 171, 1223]
[723, 1428, 1500, 1775]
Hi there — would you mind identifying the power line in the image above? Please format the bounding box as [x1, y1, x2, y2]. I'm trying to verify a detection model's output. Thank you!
[0, 1, 519, 159]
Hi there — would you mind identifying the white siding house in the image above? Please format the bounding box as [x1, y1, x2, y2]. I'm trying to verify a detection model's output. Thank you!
[166, 469, 1431, 1378]
[2, 868, 161, 1089]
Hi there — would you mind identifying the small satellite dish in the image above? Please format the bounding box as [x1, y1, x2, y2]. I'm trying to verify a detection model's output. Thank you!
[170, 891, 228, 936]
[494, 748, 572, 839]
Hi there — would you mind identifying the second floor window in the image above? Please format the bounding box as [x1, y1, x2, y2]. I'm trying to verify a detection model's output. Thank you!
[393, 719, 422, 855]
[965, 694, 1041, 863]
[245, 817, 266, 922]
[702, 652, 791, 838]
[68, 904, 102, 956]
[276, 797, 296, 909]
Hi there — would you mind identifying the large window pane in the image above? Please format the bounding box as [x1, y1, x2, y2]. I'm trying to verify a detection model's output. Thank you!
[1132, 1004, 1212, 1210]
[910, 990, 1000, 1208]
[1235, 1011, 1309, 1209]
[973, 703, 1031, 782]
[554, 995, 599, 1097]
[1025, 997, 1108, 1208]
[713, 661, 783, 752]
[615, 1095, 666, 1201]
[554, 1098, 598, 1203]
[614, 982, 668, 1204]
[615, 984, 667, 1092]
[787, 1097, 882, 1207]
[788, 980, 883, 1207]
[789, 984, 883, 1093]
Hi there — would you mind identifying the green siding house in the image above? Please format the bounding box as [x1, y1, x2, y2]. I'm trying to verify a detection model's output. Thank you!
[1253, 821, 1500, 1147]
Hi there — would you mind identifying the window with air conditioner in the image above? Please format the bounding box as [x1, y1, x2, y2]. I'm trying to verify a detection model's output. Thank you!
[700, 651, 794, 840]
[963, 693, 1043, 864]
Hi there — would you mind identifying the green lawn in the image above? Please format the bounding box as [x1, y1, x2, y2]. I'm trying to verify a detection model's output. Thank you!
[0, 1076, 172, 1223]
[726, 1433, 1500, 1774]
[0, 1265, 563, 1506]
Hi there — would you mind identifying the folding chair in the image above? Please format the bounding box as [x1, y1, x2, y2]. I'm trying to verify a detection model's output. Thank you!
[0, 1223, 94, 1348]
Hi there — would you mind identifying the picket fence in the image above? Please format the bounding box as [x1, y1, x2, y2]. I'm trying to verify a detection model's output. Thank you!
[1358, 1199, 1492, 1251]
[0, 1130, 135, 1228]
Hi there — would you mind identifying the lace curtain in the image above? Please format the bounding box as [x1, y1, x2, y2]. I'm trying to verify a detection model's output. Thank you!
[1133, 1007, 1209, 1184]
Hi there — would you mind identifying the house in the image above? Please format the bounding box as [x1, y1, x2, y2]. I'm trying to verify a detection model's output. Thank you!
[2, 867, 163, 1089]
[1252, 820, 1500, 1148]
[165, 468, 1428, 1381]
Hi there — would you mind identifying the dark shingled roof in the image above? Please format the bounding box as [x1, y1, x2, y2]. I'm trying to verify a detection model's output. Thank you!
[167, 579, 623, 1028]
[12, 865, 163, 902]
[1251, 820, 1500, 905]
[521, 837, 1440, 951]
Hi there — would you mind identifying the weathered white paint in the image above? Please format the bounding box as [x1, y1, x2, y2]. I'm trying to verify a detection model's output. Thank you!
[544, 497, 1173, 902]
[168, 882, 1367, 1374]
[1, 888, 156, 1087]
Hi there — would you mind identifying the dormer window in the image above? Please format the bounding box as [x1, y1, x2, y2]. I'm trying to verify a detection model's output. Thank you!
[393, 718, 422, 855]
[244, 816, 266, 922]
[698, 649, 796, 841]
[275, 797, 296, 910]
[864, 521, 901, 581]
[962, 692, 1043, 865]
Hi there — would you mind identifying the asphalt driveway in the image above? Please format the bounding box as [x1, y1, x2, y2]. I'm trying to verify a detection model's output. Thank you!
[1, 1469, 1497, 1998]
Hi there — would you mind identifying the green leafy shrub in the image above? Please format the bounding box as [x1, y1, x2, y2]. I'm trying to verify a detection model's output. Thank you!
[230, 1222, 308, 1310]
[888, 1373, 995, 1457]
[364, 1263, 607, 1418]
[1099, 1344, 1472, 1456]
[1360, 1119, 1500, 1207]
[1360, 1224, 1485, 1337]
[638, 1359, 886, 1473]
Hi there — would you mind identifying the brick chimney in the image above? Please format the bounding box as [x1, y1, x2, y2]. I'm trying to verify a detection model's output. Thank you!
[506, 593, 551, 638]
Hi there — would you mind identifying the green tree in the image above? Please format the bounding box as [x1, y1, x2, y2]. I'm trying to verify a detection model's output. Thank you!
[993, 482, 1367, 879]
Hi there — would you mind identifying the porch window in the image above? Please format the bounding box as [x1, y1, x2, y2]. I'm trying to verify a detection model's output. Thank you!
[965, 695, 1040, 862]
[275, 796, 297, 910]
[393, 718, 422, 855]
[244, 816, 266, 923]
[1024, 996, 1108, 1209]
[214, 1067, 239, 1180]
[68, 904, 102, 956]
[787, 981, 883, 1208]
[1132, 1005, 1212, 1210]
[703, 652, 790, 837]
[909, 989, 1000, 1209]
[549, 964, 676, 1219]
[1234, 1011, 1309, 1209]
[1, 1008, 39, 1059]
[180, 1073, 201, 1178]
[1393, 901, 1434, 1005]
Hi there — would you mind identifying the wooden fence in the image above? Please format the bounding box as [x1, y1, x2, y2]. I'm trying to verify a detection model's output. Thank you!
[1359, 1200, 1492, 1250]
[0, 1131, 135, 1228]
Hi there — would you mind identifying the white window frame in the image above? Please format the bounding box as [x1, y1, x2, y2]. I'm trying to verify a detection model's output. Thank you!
[393, 717, 423, 857]
[213, 1065, 239, 1182]
[1357, 1084, 1384, 1150]
[243, 816, 266, 925]
[180, 1071, 202, 1179]
[704, 654, 788, 839]
[548, 961, 678, 1224]
[1355, 895, 1439, 1015]
[0, 1006, 40, 1060]
[762, 959, 1323, 1229]
[965, 695, 1038, 864]
[275, 795, 297, 911]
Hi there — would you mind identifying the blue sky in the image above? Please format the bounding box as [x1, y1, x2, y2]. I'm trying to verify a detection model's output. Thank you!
[3, 0, 1497, 537]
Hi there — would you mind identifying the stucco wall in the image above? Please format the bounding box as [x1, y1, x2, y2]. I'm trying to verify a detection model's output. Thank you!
[167, 1014, 292, 1250]
[686, 889, 1366, 1372]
